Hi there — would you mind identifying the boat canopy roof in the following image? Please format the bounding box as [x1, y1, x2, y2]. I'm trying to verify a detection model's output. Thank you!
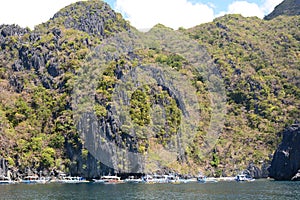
[101, 176, 121, 180]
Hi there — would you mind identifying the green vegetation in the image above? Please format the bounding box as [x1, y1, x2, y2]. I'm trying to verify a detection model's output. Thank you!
[0, 0, 298, 177]
[183, 14, 299, 175]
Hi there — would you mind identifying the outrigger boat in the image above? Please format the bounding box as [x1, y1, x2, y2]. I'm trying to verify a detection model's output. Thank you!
[197, 172, 208, 183]
[21, 175, 48, 184]
[59, 176, 88, 184]
[166, 175, 181, 184]
[235, 173, 255, 182]
[197, 175, 206, 183]
[0, 175, 14, 184]
[142, 174, 197, 184]
[143, 174, 169, 184]
[92, 178, 105, 183]
[124, 176, 143, 184]
[99, 175, 123, 184]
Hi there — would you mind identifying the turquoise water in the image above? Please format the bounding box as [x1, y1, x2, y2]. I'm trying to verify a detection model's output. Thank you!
[0, 180, 299, 200]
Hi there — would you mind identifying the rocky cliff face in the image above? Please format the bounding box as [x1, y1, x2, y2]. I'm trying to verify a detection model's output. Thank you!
[268, 123, 300, 180]
[0, 0, 299, 179]
[44, 0, 130, 38]
[264, 0, 300, 20]
[0, 1, 132, 178]
[247, 162, 270, 179]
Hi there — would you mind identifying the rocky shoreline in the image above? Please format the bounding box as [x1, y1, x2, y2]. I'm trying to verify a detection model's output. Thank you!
[268, 123, 300, 181]
[1, 124, 299, 181]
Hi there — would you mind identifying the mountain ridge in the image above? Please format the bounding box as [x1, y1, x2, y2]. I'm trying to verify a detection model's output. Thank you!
[264, 0, 300, 20]
[0, 0, 299, 178]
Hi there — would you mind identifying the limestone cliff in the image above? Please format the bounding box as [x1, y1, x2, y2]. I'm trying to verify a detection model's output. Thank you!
[0, 0, 299, 179]
[264, 0, 300, 20]
[268, 123, 300, 180]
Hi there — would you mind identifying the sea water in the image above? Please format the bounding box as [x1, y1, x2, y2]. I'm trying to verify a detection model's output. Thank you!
[0, 180, 299, 200]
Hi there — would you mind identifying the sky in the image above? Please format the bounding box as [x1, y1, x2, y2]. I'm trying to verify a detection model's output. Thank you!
[0, 0, 283, 30]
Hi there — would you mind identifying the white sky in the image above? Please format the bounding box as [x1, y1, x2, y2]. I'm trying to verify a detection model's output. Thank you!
[0, 0, 77, 29]
[0, 0, 283, 30]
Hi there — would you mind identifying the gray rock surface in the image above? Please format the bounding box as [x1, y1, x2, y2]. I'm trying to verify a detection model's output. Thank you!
[247, 162, 270, 179]
[49, 1, 130, 38]
[264, 0, 300, 20]
[268, 123, 300, 180]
